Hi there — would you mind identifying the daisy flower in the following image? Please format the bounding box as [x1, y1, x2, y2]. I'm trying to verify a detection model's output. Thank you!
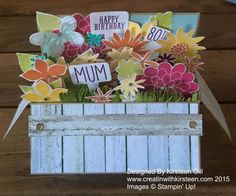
[86, 88, 113, 103]
[157, 53, 175, 65]
[114, 74, 145, 97]
[103, 30, 148, 54]
[157, 28, 206, 62]
[184, 56, 204, 72]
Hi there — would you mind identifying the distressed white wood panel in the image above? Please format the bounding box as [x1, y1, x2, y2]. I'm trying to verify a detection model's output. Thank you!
[126, 103, 148, 170]
[63, 104, 84, 173]
[29, 114, 202, 136]
[105, 103, 126, 172]
[189, 103, 201, 171]
[168, 103, 191, 170]
[147, 103, 169, 170]
[31, 104, 62, 174]
[84, 104, 105, 172]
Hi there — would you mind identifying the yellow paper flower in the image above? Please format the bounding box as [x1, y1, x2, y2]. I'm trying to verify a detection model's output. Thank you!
[157, 28, 206, 61]
[114, 74, 145, 97]
[129, 21, 142, 37]
[108, 47, 133, 61]
[46, 56, 66, 66]
[21, 80, 67, 102]
[70, 49, 104, 65]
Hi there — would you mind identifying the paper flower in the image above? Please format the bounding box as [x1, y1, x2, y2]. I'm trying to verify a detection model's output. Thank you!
[86, 88, 113, 103]
[184, 56, 204, 72]
[73, 13, 90, 36]
[20, 59, 67, 83]
[137, 62, 199, 96]
[63, 39, 106, 58]
[46, 56, 66, 66]
[103, 30, 148, 54]
[131, 51, 158, 68]
[85, 32, 103, 47]
[30, 55, 47, 67]
[114, 74, 145, 97]
[157, 53, 175, 65]
[157, 28, 206, 61]
[129, 21, 142, 37]
[30, 16, 84, 59]
[62, 13, 105, 58]
[21, 80, 67, 102]
[108, 47, 133, 61]
[116, 59, 143, 80]
[70, 49, 104, 65]
[142, 11, 173, 36]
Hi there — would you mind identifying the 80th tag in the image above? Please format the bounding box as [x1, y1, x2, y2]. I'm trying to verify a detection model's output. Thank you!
[144, 25, 170, 51]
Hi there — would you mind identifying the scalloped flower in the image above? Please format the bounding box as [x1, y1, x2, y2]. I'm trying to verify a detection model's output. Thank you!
[157, 28, 206, 62]
[137, 62, 199, 96]
[21, 80, 67, 102]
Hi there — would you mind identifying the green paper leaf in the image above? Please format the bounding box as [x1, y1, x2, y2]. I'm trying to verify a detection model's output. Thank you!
[19, 85, 35, 94]
[36, 11, 61, 32]
[17, 53, 35, 72]
[50, 78, 63, 88]
[150, 11, 173, 30]
[191, 93, 198, 103]
[116, 59, 143, 80]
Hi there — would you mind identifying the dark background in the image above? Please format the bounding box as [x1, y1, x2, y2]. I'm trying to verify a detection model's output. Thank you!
[0, 0, 235, 195]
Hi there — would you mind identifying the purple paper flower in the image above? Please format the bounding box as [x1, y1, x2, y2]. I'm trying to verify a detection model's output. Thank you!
[157, 53, 175, 65]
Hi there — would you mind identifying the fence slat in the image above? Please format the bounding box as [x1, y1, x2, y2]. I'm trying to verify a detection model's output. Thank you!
[126, 103, 148, 170]
[63, 104, 84, 173]
[147, 103, 169, 170]
[105, 103, 126, 172]
[84, 104, 105, 172]
[31, 104, 62, 174]
[168, 103, 191, 170]
[190, 103, 201, 171]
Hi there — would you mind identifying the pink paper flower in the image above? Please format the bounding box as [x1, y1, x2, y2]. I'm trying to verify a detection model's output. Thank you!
[62, 42, 106, 58]
[73, 13, 90, 36]
[61, 13, 105, 58]
[137, 62, 199, 96]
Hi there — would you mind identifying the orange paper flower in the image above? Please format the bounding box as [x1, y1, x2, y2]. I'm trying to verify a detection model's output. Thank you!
[103, 30, 148, 54]
[86, 88, 113, 103]
[131, 51, 158, 68]
[20, 59, 67, 83]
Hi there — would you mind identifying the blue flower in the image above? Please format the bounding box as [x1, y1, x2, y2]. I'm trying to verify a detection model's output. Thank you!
[85, 32, 103, 47]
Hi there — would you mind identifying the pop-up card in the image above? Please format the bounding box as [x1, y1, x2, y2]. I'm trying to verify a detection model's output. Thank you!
[5, 11, 231, 174]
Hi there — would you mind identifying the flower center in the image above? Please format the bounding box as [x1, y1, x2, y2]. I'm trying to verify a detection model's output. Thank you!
[129, 82, 134, 87]
[170, 43, 187, 56]
[44, 97, 50, 101]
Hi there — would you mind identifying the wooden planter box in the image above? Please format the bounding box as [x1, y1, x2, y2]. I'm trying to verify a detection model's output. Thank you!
[28, 102, 202, 174]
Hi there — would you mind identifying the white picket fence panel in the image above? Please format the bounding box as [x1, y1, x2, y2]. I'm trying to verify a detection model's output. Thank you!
[29, 103, 202, 174]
